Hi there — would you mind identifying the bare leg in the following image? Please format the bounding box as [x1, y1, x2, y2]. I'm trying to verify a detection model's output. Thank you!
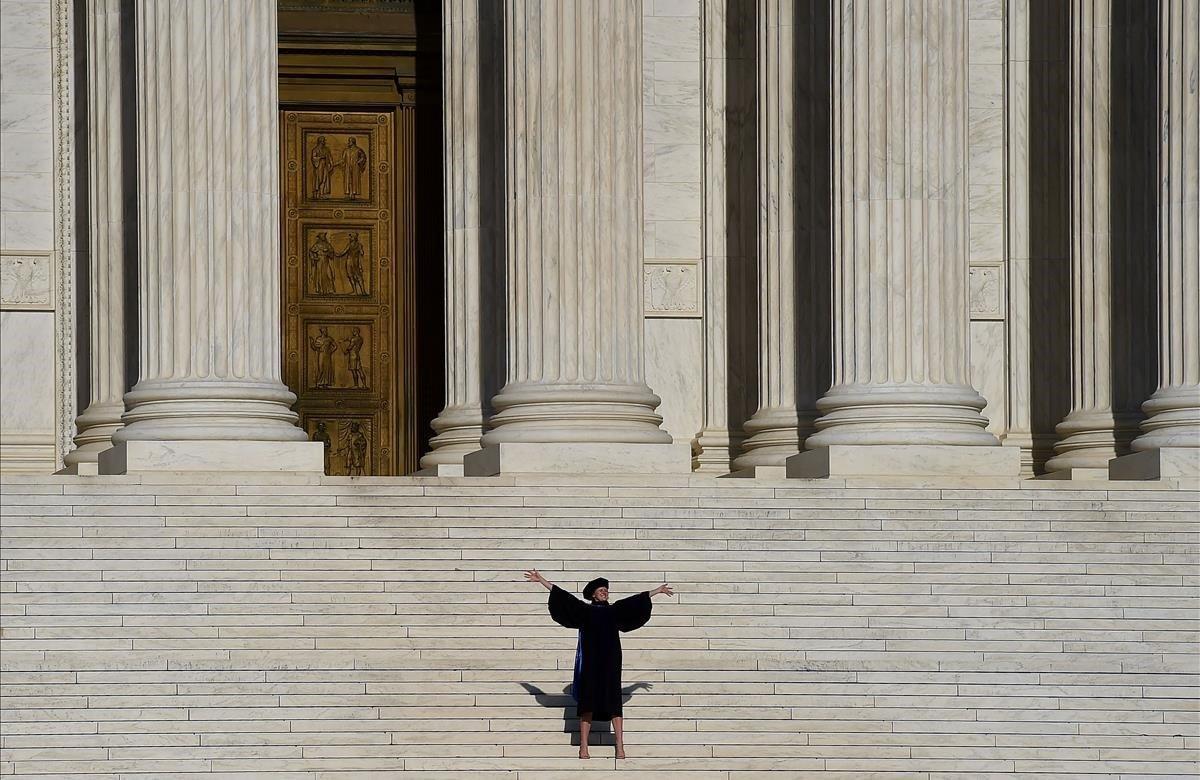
[613, 716, 625, 759]
[578, 712, 592, 759]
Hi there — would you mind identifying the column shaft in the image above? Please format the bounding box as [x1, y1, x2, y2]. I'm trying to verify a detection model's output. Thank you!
[1046, 0, 1122, 473]
[480, 0, 671, 450]
[1132, 0, 1200, 452]
[105, 0, 316, 473]
[694, 0, 755, 472]
[65, 0, 126, 470]
[735, 0, 805, 470]
[806, 0, 997, 450]
[422, 0, 493, 472]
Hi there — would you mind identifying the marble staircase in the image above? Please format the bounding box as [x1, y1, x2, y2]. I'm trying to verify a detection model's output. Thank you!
[1, 474, 1198, 778]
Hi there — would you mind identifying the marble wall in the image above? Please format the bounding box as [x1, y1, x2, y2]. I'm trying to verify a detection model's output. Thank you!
[967, 0, 1008, 439]
[0, 0, 71, 474]
[642, 0, 705, 444]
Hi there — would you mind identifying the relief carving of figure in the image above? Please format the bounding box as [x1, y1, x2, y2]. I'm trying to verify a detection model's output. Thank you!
[310, 135, 334, 198]
[337, 137, 368, 199]
[311, 421, 332, 473]
[308, 326, 338, 388]
[338, 421, 369, 476]
[308, 232, 336, 294]
[341, 327, 368, 389]
[341, 232, 367, 296]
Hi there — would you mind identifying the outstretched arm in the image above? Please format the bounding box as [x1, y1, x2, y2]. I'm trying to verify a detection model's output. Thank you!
[650, 583, 675, 598]
[524, 569, 553, 591]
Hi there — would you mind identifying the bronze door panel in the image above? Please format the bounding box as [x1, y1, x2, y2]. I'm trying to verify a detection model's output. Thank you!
[283, 110, 397, 475]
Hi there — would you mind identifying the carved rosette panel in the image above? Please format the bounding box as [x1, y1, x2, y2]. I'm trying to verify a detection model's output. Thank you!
[283, 110, 395, 475]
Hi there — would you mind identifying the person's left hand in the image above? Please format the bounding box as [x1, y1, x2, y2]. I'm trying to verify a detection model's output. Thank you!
[654, 583, 674, 597]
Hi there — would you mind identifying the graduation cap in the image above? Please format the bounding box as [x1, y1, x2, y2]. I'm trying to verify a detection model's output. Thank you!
[582, 577, 609, 601]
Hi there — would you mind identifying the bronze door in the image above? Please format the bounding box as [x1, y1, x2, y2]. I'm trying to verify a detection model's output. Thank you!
[282, 110, 406, 476]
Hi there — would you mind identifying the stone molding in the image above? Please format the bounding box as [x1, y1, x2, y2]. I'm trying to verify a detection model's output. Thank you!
[52, 0, 77, 471]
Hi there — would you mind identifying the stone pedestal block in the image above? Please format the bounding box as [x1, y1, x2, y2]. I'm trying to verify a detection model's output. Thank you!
[1035, 467, 1111, 481]
[1110, 448, 1200, 480]
[99, 441, 324, 475]
[463, 443, 692, 477]
[787, 445, 1021, 479]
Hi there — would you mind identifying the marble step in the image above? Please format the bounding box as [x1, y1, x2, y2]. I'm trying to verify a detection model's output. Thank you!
[0, 475, 1196, 777]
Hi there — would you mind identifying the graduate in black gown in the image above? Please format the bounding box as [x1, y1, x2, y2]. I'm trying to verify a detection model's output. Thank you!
[524, 569, 674, 759]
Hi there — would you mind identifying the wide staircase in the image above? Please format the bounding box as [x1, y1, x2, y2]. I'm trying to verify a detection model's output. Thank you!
[1, 473, 1197, 778]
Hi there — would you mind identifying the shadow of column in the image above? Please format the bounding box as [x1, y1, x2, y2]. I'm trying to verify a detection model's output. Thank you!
[1109, 0, 1158, 449]
[415, 0, 446, 465]
[724, 0, 759, 465]
[1027, 0, 1072, 471]
[477, 0, 507, 425]
[793, 0, 832, 441]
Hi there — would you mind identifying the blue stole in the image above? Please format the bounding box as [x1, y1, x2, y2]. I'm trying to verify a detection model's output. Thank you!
[571, 630, 583, 701]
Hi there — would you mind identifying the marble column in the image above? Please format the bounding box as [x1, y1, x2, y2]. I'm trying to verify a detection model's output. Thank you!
[733, 0, 805, 473]
[1114, 0, 1200, 479]
[100, 0, 320, 474]
[64, 0, 126, 474]
[421, 0, 494, 475]
[791, 0, 1017, 478]
[693, 0, 755, 473]
[464, 0, 686, 475]
[1044, 0, 1146, 478]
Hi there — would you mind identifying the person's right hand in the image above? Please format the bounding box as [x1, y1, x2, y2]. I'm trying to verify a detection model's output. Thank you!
[524, 569, 545, 584]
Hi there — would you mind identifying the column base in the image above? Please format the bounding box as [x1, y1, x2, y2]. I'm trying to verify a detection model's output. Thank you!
[731, 407, 807, 471]
[692, 427, 744, 473]
[419, 405, 487, 472]
[98, 440, 325, 475]
[1108, 448, 1200, 480]
[462, 442, 692, 476]
[786, 445, 1021, 479]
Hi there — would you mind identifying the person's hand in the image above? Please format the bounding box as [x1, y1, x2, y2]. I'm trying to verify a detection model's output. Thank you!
[524, 569, 546, 585]
[653, 583, 674, 597]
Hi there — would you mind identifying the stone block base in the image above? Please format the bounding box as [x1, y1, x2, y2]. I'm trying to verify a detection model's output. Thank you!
[1109, 448, 1200, 480]
[1036, 467, 1111, 481]
[462, 442, 692, 476]
[786, 444, 1022, 479]
[58, 461, 100, 476]
[98, 440, 325, 475]
[730, 465, 788, 480]
[415, 463, 465, 477]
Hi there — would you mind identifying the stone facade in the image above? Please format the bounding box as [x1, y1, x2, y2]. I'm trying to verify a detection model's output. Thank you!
[0, 0, 1196, 479]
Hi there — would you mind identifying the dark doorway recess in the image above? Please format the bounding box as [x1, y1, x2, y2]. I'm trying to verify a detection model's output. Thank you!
[278, 0, 443, 475]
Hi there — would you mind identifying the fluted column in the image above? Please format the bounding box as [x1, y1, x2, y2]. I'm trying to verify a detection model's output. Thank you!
[421, 0, 496, 474]
[734, 0, 804, 471]
[467, 0, 684, 475]
[101, 0, 318, 474]
[693, 0, 755, 472]
[64, 0, 126, 473]
[1115, 0, 1200, 478]
[794, 0, 1015, 478]
[1044, 0, 1128, 475]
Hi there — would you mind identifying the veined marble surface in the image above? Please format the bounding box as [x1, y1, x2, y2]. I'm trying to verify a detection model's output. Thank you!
[0, 0, 68, 475]
[642, 0, 704, 457]
[0, 310, 55, 434]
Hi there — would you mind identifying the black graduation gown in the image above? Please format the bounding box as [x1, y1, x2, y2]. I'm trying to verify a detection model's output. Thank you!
[547, 585, 652, 721]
